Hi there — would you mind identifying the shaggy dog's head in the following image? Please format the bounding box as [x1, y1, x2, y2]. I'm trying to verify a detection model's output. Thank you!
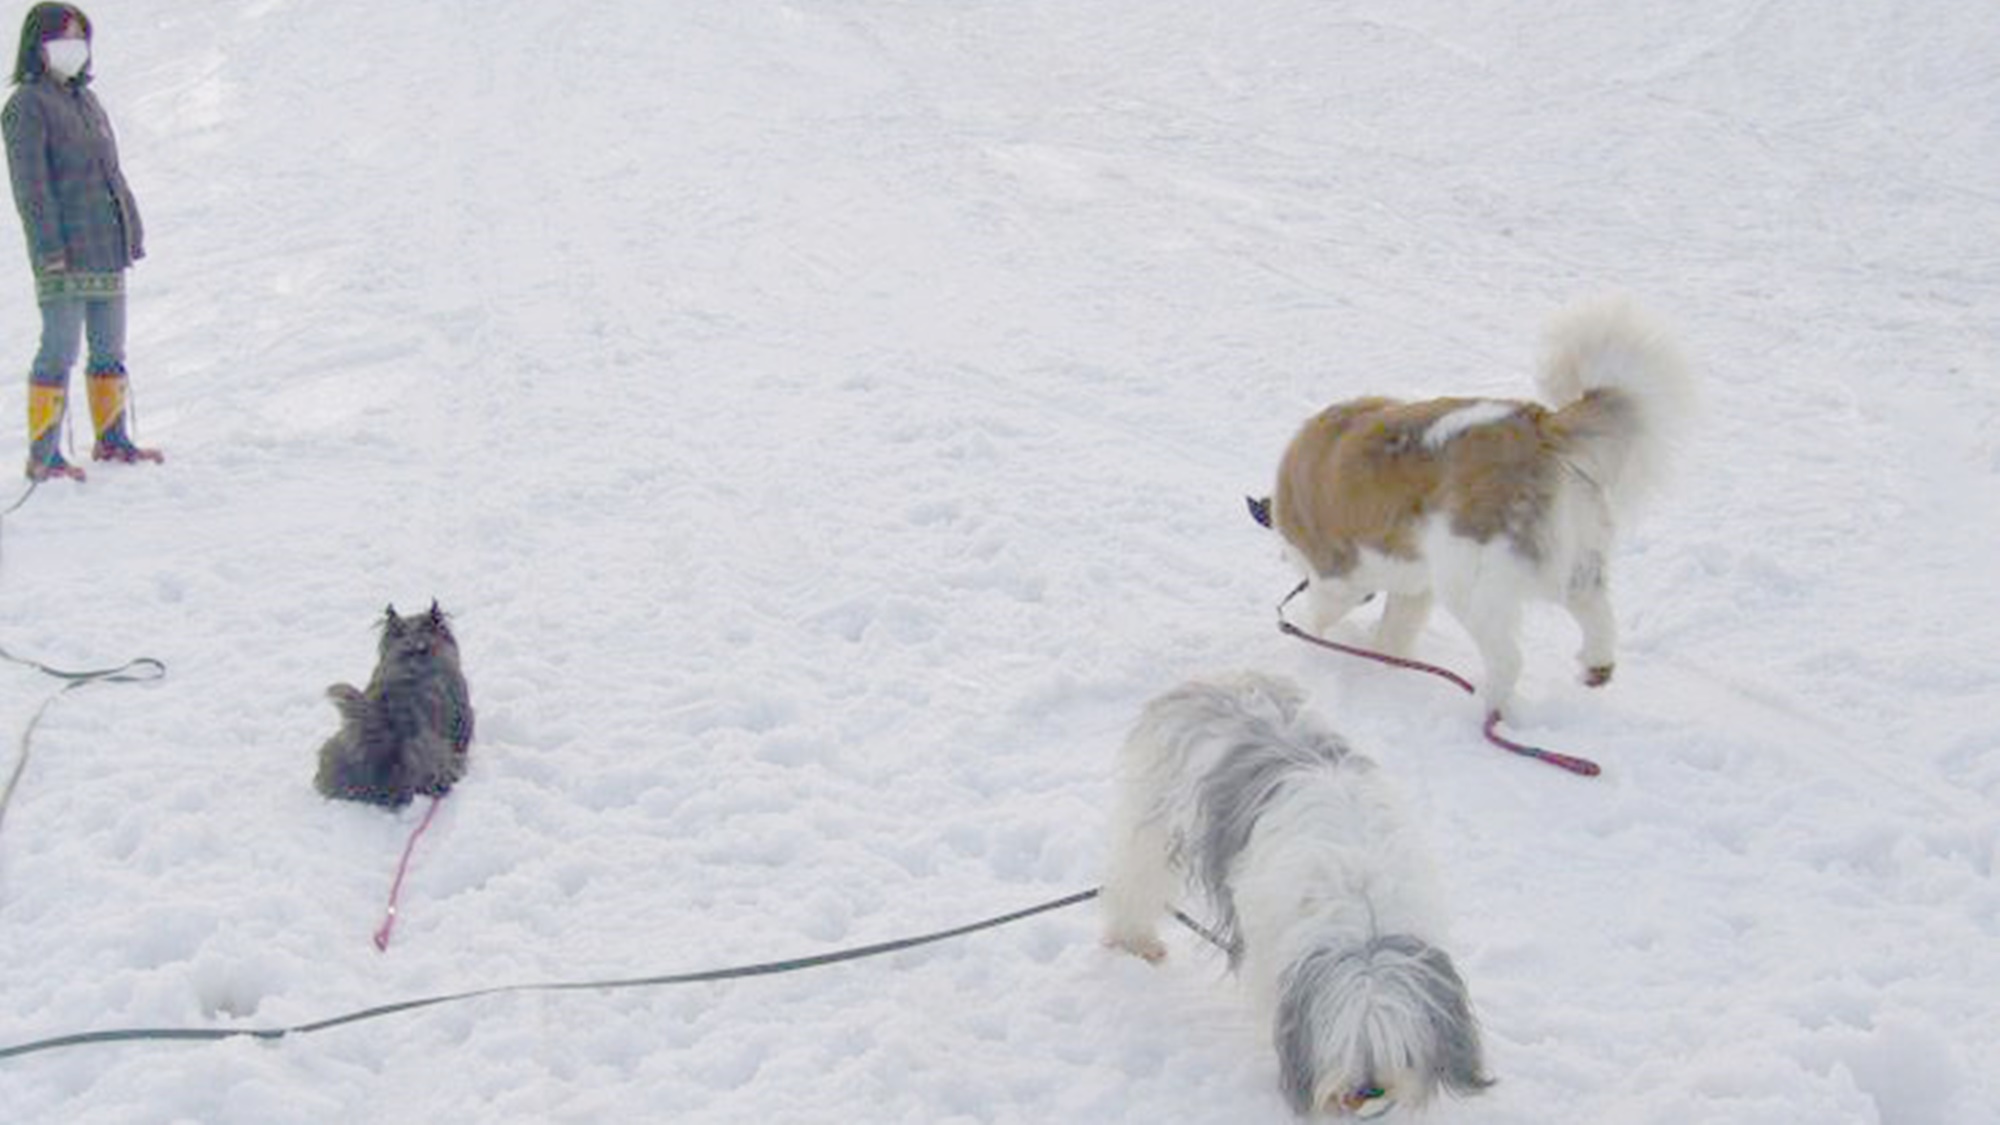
[1275, 934, 1493, 1118]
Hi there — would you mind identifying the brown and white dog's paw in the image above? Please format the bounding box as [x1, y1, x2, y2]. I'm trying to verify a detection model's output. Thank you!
[1583, 663, 1614, 688]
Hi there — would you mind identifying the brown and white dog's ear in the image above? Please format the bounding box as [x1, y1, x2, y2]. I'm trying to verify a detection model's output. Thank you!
[1247, 495, 1274, 528]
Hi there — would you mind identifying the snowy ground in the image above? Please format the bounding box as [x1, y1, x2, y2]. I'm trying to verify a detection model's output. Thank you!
[2, 1, 1997, 1121]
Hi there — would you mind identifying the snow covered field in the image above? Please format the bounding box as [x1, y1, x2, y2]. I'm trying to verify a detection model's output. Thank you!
[2, 1, 1996, 1121]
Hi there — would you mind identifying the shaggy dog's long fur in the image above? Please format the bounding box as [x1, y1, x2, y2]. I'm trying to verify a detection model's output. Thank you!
[314, 602, 474, 808]
[1102, 673, 1492, 1118]
[1266, 295, 1693, 717]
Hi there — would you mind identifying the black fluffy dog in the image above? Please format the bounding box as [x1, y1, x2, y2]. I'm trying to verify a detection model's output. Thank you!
[313, 602, 474, 807]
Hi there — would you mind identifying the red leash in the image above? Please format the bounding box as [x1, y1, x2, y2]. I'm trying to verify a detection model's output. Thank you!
[1478, 711, 1602, 778]
[1275, 583, 1602, 778]
[373, 796, 444, 952]
[1276, 618, 1476, 694]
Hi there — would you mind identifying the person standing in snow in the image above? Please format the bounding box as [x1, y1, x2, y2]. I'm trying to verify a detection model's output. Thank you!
[3, 2, 155, 482]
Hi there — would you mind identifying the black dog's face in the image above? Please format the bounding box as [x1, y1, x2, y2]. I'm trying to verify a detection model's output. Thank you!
[378, 602, 459, 670]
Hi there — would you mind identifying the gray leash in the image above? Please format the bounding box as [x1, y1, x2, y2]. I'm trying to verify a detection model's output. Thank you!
[0, 645, 167, 836]
[2, 886, 1103, 1060]
[1, 889, 1236, 1061]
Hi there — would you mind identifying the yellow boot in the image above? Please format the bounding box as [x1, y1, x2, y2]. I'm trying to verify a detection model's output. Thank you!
[25, 383, 84, 482]
[87, 368, 162, 465]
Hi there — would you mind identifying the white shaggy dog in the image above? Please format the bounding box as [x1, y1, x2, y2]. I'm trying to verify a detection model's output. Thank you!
[1102, 673, 1492, 1118]
[1264, 295, 1694, 718]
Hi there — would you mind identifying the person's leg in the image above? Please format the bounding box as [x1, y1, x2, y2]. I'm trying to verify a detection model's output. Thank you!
[83, 296, 160, 463]
[25, 299, 85, 479]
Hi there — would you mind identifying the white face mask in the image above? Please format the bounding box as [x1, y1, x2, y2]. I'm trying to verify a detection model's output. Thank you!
[43, 39, 90, 80]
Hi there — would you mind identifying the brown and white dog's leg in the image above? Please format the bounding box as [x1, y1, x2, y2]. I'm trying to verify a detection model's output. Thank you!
[1372, 591, 1433, 657]
[1565, 554, 1617, 687]
[1302, 576, 1374, 638]
[1450, 564, 1529, 717]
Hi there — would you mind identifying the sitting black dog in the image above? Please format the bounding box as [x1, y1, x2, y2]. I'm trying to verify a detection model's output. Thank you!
[314, 602, 474, 807]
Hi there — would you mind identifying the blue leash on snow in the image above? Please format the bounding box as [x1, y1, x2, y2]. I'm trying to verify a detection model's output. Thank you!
[0, 887, 1106, 1061]
[0, 891, 1233, 1061]
[0, 644, 167, 837]
[2, 477, 36, 517]
[0, 474, 170, 833]
[0, 478, 37, 569]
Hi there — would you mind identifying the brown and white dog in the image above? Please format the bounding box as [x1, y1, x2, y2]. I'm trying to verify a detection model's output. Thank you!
[1259, 296, 1693, 718]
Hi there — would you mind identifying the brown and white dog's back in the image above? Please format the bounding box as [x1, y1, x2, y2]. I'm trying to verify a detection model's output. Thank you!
[1270, 296, 1693, 718]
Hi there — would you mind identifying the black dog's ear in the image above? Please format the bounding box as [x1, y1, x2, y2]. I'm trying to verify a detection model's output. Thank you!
[1246, 495, 1274, 529]
[382, 604, 403, 634]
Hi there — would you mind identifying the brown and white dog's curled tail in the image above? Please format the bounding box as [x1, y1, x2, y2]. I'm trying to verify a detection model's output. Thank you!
[1537, 294, 1697, 518]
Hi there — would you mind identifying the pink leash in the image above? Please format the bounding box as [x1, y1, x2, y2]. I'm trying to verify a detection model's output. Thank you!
[1275, 583, 1602, 778]
[373, 796, 443, 952]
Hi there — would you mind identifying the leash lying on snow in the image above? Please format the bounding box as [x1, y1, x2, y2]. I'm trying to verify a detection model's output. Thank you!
[0, 886, 1140, 1061]
[372, 796, 444, 952]
[0, 890, 1239, 1062]
[2, 478, 38, 518]
[1, 482, 172, 830]
[0, 478, 44, 570]
[0, 644, 168, 836]
[1269, 577, 1603, 778]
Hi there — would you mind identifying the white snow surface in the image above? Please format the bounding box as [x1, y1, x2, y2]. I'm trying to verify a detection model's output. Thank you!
[3, 1, 1997, 1122]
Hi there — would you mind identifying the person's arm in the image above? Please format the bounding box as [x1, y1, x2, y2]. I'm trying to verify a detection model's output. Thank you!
[1, 95, 68, 271]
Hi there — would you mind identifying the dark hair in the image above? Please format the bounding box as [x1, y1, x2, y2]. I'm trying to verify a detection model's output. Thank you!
[12, 3, 90, 86]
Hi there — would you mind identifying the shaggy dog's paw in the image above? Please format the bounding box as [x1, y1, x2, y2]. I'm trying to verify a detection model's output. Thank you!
[1583, 663, 1614, 687]
[1103, 933, 1168, 963]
